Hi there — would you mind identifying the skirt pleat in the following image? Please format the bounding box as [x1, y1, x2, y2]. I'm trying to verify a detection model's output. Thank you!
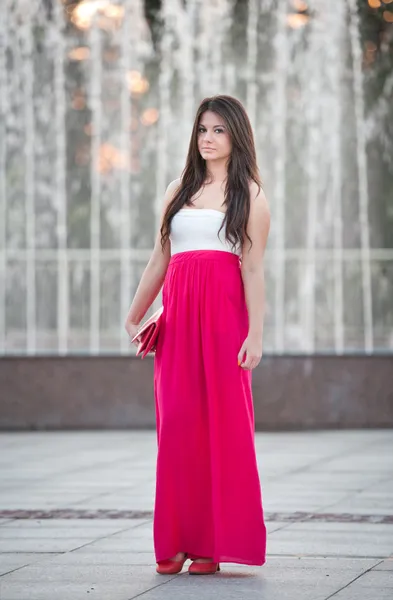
[153, 249, 266, 565]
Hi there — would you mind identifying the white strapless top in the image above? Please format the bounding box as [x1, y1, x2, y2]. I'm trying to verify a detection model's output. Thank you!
[170, 209, 241, 256]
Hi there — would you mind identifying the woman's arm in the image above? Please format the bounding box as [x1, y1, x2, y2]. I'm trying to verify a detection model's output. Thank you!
[124, 178, 180, 335]
[237, 182, 271, 370]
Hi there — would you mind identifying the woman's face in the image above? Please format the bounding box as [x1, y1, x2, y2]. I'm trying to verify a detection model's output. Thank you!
[197, 110, 232, 162]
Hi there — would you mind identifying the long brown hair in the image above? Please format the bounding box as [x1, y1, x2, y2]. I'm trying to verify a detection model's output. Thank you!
[160, 95, 262, 252]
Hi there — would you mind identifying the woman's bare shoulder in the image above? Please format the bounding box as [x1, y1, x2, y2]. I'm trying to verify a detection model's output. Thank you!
[248, 180, 269, 215]
[162, 178, 182, 211]
[166, 177, 182, 196]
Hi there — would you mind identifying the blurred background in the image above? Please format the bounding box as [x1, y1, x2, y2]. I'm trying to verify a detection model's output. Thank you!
[0, 0, 392, 428]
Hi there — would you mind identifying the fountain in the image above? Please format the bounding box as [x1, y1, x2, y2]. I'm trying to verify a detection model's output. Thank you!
[0, 0, 392, 355]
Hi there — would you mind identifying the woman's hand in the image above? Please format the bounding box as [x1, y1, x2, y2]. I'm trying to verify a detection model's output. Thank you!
[238, 333, 263, 370]
[125, 320, 141, 348]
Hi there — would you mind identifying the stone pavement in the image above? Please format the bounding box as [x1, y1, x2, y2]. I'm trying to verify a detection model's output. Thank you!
[0, 430, 392, 600]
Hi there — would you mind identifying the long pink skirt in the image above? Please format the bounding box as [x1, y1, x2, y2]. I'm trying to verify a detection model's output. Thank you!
[153, 249, 266, 565]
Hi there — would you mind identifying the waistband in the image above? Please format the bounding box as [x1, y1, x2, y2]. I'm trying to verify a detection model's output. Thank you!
[169, 249, 241, 266]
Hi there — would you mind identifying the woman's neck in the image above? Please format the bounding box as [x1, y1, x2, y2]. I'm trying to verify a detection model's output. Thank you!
[205, 159, 228, 184]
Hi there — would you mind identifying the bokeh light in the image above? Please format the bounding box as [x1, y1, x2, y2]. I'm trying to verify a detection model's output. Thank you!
[141, 108, 159, 126]
[97, 143, 129, 174]
[287, 13, 310, 29]
[71, 89, 86, 110]
[68, 47, 90, 61]
[292, 0, 308, 11]
[126, 71, 150, 95]
[71, 0, 124, 31]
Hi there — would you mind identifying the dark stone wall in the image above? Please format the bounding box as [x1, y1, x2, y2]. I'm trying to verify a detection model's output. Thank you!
[0, 356, 392, 430]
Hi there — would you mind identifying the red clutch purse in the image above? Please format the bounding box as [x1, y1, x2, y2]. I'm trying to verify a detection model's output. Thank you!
[131, 306, 164, 359]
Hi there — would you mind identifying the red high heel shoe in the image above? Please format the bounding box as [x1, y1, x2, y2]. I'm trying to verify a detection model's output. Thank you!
[156, 553, 188, 575]
[188, 560, 220, 575]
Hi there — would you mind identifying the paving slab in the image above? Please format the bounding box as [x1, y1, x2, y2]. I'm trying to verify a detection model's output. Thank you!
[0, 526, 130, 540]
[0, 537, 104, 553]
[267, 523, 393, 558]
[55, 549, 158, 566]
[0, 553, 62, 577]
[0, 518, 149, 529]
[0, 566, 170, 600]
[123, 573, 342, 600]
[371, 558, 393, 571]
[330, 571, 393, 600]
[0, 429, 392, 600]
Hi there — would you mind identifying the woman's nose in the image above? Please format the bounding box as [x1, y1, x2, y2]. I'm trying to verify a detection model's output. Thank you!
[203, 130, 212, 142]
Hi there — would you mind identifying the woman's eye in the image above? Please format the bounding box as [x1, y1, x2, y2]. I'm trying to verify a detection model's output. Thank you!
[198, 127, 224, 133]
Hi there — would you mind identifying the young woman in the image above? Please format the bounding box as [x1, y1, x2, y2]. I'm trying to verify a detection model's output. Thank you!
[125, 95, 270, 575]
